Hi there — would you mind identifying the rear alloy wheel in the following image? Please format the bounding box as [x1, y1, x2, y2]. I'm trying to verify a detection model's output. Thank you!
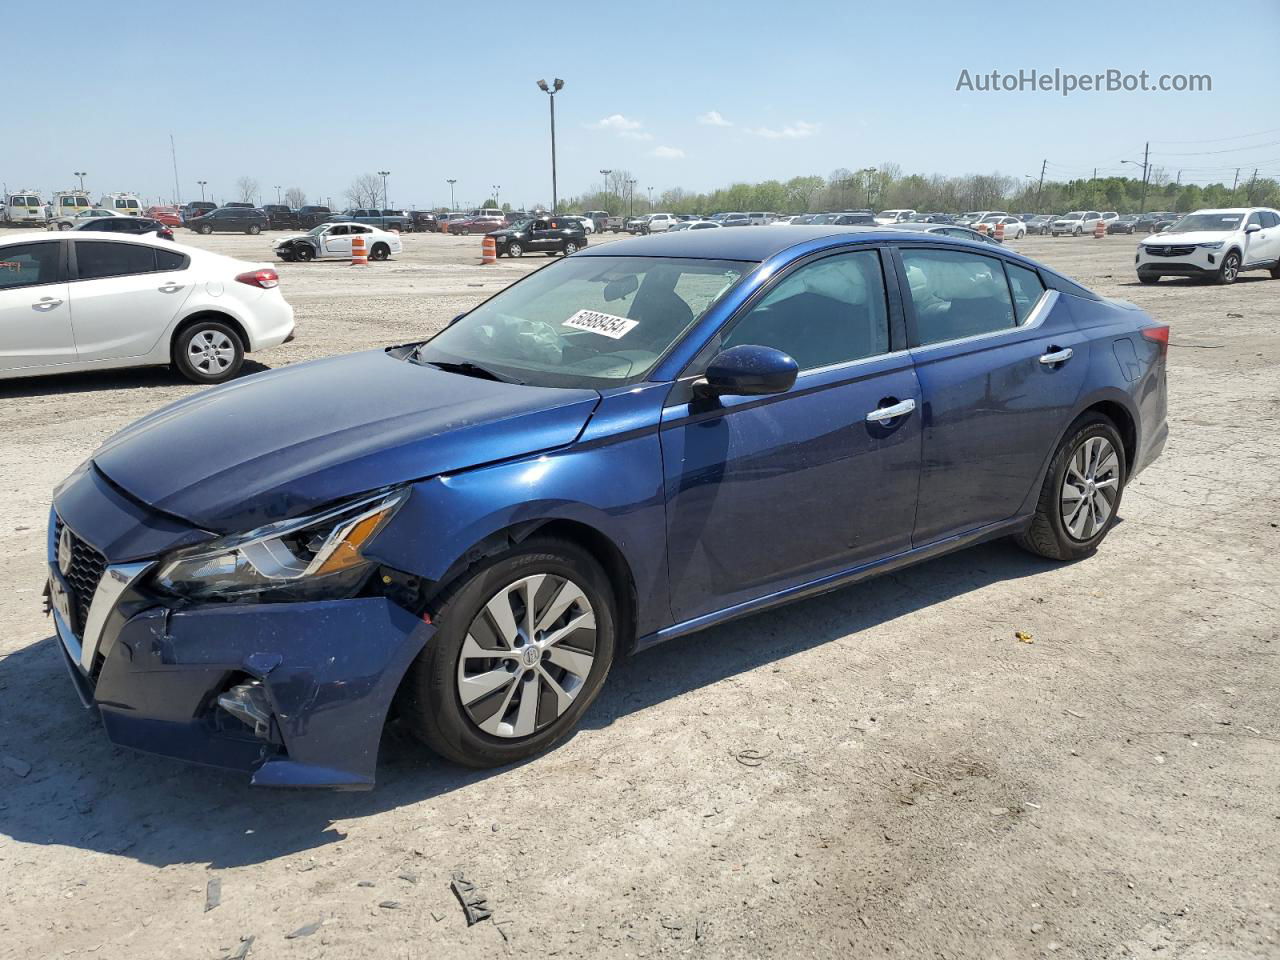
[247, 224, 261, 235]
[1015, 414, 1126, 561]
[173, 320, 244, 384]
[370, 242, 390, 261]
[1217, 251, 1241, 285]
[399, 539, 616, 768]
[199, 224, 214, 235]
[58, 222, 73, 231]
[563, 241, 580, 255]
[507, 242, 524, 258]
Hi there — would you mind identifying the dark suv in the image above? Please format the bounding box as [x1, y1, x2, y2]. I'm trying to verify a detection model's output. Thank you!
[185, 207, 269, 235]
[411, 211, 439, 232]
[490, 216, 588, 257]
[260, 205, 300, 230]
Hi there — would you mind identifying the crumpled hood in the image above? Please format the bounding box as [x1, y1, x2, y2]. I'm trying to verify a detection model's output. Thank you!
[92, 349, 600, 533]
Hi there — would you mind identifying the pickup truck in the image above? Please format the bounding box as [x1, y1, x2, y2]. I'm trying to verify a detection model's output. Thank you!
[335, 209, 414, 231]
[297, 205, 334, 228]
[260, 204, 300, 230]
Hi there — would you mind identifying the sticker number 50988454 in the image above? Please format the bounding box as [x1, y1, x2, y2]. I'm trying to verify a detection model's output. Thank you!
[562, 309, 638, 339]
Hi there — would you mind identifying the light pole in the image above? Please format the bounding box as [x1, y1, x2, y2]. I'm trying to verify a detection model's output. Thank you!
[627, 178, 637, 217]
[1122, 143, 1151, 213]
[536, 78, 564, 213]
[196, 180, 207, 201]
[446, 179, 457, 210]
[647, 186, 654, 211]
[275, 185, 282, 203]
[599, 169, 612, 211]
[492, 184, 501, 207]
[378, 171, 390, 212]
[74, 171, 87, 192]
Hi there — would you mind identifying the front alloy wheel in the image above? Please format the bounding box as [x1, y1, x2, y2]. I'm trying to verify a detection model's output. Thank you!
[399, 539, 616, 768]
[456, 574, 597, 738]
[507, 241, 523, 257]
[1217, 251, 1240, 285]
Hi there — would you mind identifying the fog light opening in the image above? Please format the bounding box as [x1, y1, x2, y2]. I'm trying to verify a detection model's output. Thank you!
[217, 680, 274, 740]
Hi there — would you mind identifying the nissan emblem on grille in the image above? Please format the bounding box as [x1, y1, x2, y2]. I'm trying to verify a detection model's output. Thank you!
[58, 526, 74, 577]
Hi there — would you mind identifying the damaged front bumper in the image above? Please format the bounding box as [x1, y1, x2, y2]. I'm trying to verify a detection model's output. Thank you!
[52, 587, 432, 789]
[47, 466, 433, 790]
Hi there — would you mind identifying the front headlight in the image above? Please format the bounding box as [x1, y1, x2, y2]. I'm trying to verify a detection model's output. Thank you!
[154, 489, 407, 601]
[1196, 241, 1224, 250]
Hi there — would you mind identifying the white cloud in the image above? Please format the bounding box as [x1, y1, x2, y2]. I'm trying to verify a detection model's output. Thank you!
[745, 121, 820, 140]
[650, 145, 685, 159]
[619, 130, 653, 141]
[592, 113, 643, 132]
[697, 110, 732, 127]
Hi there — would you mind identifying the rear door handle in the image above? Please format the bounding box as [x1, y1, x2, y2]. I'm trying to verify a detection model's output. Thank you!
[1039, 347, 1073, 365]
[865, 398, 916, 423]
[158, 283, 185, 293]
[32, 297, 63, 311]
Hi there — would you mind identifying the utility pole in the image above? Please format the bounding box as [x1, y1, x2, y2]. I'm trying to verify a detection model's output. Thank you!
[1175, 170, 1181, 186]
[1246, 168, 1259, 203]
[1036, 158, 1047, 212]
[1232, 168, 1240, 193]
[169, 135, 182, 205]
[446, 179, 457, 210]
[1139, 141, 1149, 214]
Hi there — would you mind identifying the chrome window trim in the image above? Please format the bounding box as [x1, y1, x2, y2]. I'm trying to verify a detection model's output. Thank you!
[78, 560, 154, 673]
[908, 289, 1059, 357]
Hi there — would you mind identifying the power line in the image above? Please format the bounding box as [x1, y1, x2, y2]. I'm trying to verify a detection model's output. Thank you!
[1149, 138, 1280, 157]
[1148, 126, 1280, 145]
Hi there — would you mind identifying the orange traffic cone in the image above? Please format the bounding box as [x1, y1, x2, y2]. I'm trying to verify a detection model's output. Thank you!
[481, 235, 497, 265]
[351, 234, 368, 265]
[994, 220, 1005, 242]
[1094, 219, 1106, 239]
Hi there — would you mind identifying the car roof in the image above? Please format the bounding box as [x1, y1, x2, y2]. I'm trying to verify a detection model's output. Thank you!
[577, 224, 1001, 261]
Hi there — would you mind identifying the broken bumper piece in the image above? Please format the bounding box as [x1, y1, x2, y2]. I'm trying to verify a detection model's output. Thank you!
[63, 596, 433, 790]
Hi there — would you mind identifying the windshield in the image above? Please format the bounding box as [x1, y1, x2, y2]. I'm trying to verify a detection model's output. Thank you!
[306, 224, 331, 236]
[1166, 213, 1243, 232]
[1062, 212, 1084, 219]
[414, 256, 752, 388]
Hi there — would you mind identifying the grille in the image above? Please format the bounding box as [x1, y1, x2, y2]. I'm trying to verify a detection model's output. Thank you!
[1146, 245, 1195, 258]
[54, 518, 107, 637]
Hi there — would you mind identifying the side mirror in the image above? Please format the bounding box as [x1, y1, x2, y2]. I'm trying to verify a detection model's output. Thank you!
[694, 344, 798, 399]
[1245, 223, 1262, 233]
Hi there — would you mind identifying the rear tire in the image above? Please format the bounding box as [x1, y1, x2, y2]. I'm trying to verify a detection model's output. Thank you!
[563, 240, 580, 255]
[247, 224, 261, 235]
[1271, 260, 1280, 280]
[1015, 414, 1126, 561]
[172, 319, 244, 384]
[199, 224, 213, 235]
[370, 242, 390, 261]
[398, 538, 617, 768]
[58, 222, 73, 231]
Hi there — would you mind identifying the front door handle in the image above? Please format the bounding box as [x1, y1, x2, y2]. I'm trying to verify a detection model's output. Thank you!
[865, 398, 916, 423]
[32, 297, 63, 311]
[1039, 347, 1074, 365]
[158, 283, 185, 293]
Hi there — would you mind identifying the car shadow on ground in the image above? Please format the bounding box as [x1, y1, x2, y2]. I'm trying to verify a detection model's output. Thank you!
[1117, 275, 1272, 288]
[0, 361, 272, 398]
[0, 538, 1058, 869]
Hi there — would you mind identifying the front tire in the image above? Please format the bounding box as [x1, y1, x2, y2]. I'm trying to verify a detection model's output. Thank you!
[1073, 226, 1082, 236]
[370, 242, 390, 261]
[563, 240, 580, 255]
[294, 244, 315, 262]
[58, 222, 73, 231]
[1217, 251, 1241, 285]
[507, 241, 524, 258]
[173, 320, 244, 384]
[246, 224, 261, 235]
[399, 539, 617, 768]
[1138, 273, 1158, 285]
[1015, 414, 1126, 561]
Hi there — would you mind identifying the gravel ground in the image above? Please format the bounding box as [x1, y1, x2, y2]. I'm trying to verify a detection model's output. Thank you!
[0, 228, 1277, 960]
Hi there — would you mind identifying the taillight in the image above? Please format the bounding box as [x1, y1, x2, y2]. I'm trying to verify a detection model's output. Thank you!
[235, 268, 279, 289]
[1141, 324, 1169, 355]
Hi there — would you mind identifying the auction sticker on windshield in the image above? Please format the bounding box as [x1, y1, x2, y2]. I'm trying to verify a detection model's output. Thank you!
[562, 309, 638, 339]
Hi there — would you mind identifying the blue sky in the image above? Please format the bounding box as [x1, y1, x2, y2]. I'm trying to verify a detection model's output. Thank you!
[10, 0, 1279, 209]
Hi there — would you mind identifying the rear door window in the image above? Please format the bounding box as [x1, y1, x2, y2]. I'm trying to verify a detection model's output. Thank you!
[74, 241, 157, 279]
[0, 242, 61, 289]
[1004, 262, 1046, 323]
[900, 248, 1016, 346]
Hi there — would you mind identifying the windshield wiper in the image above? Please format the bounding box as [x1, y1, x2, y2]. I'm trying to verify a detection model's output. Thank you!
[422, 359, 522, 384]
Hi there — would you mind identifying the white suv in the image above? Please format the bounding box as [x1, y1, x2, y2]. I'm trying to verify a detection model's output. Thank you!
[1136, 207, 1280, 285]
[1051, 211, 1103, 236]
[641, 213, 678, 234]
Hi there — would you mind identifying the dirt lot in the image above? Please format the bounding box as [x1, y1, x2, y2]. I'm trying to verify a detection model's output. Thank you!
[0, 228, 1277, 960]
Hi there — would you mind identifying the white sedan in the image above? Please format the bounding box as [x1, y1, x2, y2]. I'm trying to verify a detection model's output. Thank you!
[47, 208, 123, 231]
[0, 232, 294, 384]
[272, 222, 404, 262]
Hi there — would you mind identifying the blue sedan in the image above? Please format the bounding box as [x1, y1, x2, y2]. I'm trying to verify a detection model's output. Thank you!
[46, 227, 1168, 787]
